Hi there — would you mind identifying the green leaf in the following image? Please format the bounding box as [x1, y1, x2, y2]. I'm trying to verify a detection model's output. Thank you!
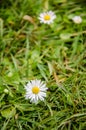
[66, 94, 73, 105]
[37, 63, 48, 81]
[1, 106, 16, 119]
[60, 33, 71, 40]
[47, 61, 54, 75]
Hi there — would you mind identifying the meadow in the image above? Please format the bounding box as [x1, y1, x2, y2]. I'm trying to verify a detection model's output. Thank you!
[0, 0, 86, 130]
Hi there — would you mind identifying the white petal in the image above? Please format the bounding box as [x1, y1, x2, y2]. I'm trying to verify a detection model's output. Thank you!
[38, 94, 44, 101]
[39, 92, 46, 97]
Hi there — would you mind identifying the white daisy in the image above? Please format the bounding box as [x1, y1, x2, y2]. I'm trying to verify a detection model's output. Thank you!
[24, 79, 48, 104]
[72, 16, 82, 24]
[39, 11, 56, 24]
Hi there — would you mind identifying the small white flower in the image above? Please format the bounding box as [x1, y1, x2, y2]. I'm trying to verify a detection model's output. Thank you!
[38, 11, 56, 24]
[24, 79, 48, 104]
[72, 16, 82, 24]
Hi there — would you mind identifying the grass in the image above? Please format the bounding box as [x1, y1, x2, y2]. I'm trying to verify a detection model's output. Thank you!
[0, 0, 86, 129]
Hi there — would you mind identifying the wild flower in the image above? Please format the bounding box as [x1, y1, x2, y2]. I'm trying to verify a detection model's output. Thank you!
[39, 11, 56, 24]
[24, 79, 48, 104]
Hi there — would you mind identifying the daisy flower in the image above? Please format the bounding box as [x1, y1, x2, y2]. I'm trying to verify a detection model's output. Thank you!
[39, 11, 56, 24]
[72, 16, 82, 24]
[24, 79, 48, 104]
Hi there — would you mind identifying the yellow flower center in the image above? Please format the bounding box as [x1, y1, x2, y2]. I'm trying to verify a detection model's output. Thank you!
[32, 86, 40, 94]
[44, 15, 51, 20]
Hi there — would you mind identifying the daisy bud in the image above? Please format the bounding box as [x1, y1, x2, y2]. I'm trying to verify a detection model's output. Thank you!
[72, 16, 82, 24]
[4, 89, 9, 94]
